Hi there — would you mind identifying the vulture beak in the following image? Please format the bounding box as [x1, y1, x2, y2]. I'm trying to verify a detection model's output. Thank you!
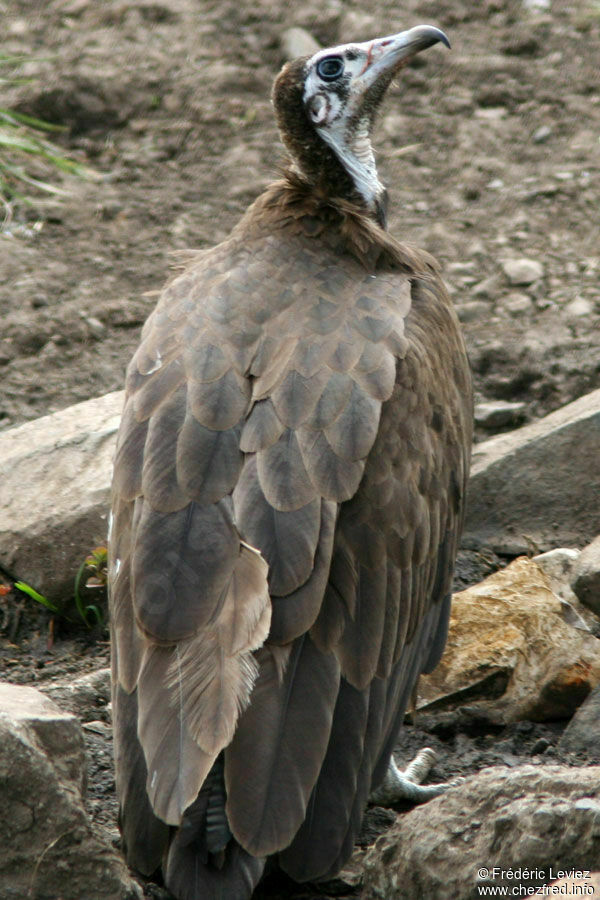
[354, 24, 450, 88]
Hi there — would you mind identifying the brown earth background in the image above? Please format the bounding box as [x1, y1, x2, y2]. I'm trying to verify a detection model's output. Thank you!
[2, 0, 599, 440]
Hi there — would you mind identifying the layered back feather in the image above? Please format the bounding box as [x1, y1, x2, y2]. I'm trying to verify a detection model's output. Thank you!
[110, 167, 472, 898]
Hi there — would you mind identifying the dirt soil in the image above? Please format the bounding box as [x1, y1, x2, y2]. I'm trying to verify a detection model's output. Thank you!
[1, 0, 600, 898]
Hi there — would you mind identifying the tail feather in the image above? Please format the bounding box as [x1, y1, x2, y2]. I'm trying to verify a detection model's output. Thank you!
[111, 681, 169, 876]
[163, 755, 265, 900]
[165, 825, 264, 900]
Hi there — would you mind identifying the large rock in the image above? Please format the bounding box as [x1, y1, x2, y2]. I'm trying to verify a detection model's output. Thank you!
[572, 535, 600, 616]
[418, 557, 600, 722]
[558, 685, 600, 759]
[40, 667, 111, 722]
[362, 765, 600, 900]
[0, 390, 123, 602]
[464, 388, 600, 552]
[533, 547, 600, 634]
[0, 683, 138, 900]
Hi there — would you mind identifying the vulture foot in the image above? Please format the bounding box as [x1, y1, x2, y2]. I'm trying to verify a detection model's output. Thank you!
[370, 748, 460, 805]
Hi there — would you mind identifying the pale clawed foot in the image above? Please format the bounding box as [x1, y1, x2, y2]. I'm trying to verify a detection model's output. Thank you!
[369, 748, 462, 806]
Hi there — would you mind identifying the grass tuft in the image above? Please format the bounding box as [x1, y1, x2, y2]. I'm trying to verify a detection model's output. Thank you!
[0, 54, 98, 224]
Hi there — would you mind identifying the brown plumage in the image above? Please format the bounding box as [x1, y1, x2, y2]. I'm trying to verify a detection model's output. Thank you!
[109, 23, 472, 900]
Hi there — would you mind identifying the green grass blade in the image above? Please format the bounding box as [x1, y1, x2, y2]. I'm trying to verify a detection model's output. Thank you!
[74, 560, 92, 628]
[14, 581, 60, 613]
[0, 109, 65, 132]
[0, 160, 70, 195]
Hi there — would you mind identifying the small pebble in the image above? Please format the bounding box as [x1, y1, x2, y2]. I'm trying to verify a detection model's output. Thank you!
[84, 316, 107, 339]
[564, 296, 593, 317]
[0, 341, 15, 366]
[502, 258, 544, 286]
[503, 292, 533, 315]
[456, 301, 489, 323]
[474, 400, 526, 429]
[532, 125, 552, 144]
[281, 27, 320, 60]
[82, 720, 111, 735]
[472, 274, 501, 299]
[531, 738, 550, 755]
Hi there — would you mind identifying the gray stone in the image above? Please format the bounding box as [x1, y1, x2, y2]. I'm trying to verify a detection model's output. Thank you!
[533, 548, 581, 588]
[0, 390, 123, 602]
[474, 400, 526, 429]
[464, 388, 600, 552]
[503, 292, 533, 315]
[558, 685, 600, 758]
[471, 274, 502, 299]
[565, 295, 593, 317]
[532, 548, 599, 632]
[572, 535, 600, 615]
[0, 683, 138, 900]
[40, 667, 111, 722]
[456, 300, 489, 323]
[363, 765, 600, 900]
[84, 314, 107, 339]
[280, 27, 320, 60]
[532, 125, 552, 144]
[502, 257, 544, 285]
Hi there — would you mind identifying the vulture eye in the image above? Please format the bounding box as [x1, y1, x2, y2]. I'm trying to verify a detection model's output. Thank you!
[316, 56, 344, 81]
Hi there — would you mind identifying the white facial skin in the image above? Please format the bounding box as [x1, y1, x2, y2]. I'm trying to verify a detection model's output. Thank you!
[300, 27, 449, 211]
[302, 44, 383, 209]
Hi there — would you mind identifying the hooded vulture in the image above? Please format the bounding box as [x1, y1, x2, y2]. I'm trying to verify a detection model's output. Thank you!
[109, 22, 473, 900]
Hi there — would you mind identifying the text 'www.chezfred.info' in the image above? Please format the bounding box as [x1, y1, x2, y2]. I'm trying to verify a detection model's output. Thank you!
[476, 867, 597, 896]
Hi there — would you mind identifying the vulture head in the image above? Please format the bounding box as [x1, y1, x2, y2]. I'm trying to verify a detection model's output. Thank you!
[273, 25, 450, 226]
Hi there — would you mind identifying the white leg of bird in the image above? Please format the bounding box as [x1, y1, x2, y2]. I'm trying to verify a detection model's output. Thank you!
[370, 748, 457, 805]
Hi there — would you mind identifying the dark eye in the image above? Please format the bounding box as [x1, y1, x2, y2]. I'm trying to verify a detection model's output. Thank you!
[316, 56, 344, 81]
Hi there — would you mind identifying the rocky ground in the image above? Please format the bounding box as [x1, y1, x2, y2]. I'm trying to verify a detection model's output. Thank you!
[1, 0, 600, 898]
[1, 0, 599, 439]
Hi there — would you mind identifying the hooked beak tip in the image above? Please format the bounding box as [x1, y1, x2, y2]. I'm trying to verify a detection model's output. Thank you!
[412, 25, 451, 52]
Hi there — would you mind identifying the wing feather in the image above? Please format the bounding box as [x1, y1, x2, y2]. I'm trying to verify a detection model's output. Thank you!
[112, 398, 148, 501]
[268, 499, 337, 643]
[136, 643, 216, 825]
[187, 369, 251, 429]
[176, 414, 243, 504]
[130, 499, 239, 641]
[141, 385, 188, 512]
[131, 358, 186, 422]
[224, 637, 340, 857]
[256, 427, 317, 511]
[239, 399, 285, 452]
[278, 677, 369, 881]
[234, 456, 321, 596]
[270, 367, 330, 428]
[305, 371, 354, 430]
[297, 427, 365, 501]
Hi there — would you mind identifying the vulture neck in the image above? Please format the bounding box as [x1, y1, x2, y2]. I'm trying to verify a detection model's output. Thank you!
[255, 175, 434, 280]
[313, 120, 387, 226]
[283, 137, 389, 229]
[273, 63, 388, 228]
